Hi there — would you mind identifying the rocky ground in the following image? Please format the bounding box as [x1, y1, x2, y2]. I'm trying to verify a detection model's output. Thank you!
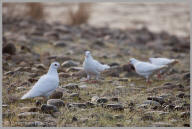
[2, 15, 190, 127]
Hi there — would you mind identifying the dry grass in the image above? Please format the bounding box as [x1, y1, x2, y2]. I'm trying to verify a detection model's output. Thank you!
[67, 3, 92, 25]
[3, 3, 44, 20]
[26, 3, 44, 20]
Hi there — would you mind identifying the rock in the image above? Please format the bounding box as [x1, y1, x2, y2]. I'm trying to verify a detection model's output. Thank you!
[66, 67, 83, 72]
[63, 83, 79, 90]
[96, 97, 108, 104]
[143, 100, 161, 107]
[79, 85, 88, 89]
[18, 112, 40, 119]
[41, 104, 58, 114]
[91, 96, 99, 103]
[147, 96, 165, 105]
[20, 107, 40, 112]
[3, 111, 15, 118]
[118, 78, 129, 82]
[114, 115, 124, 119]
[85, 102, 96, 108]
[109, 62, 120, 67]
[61, 60, 79, 67]
[47, 99, 65, 108]
[137, 104, 149, 109]
[182, 72, 190, 80]
[35, 64, 46, 70]
[111, 97, 119, 102]
[3, 43, 16, 55]
[72, 116, 78, 122]
[53, 40, 67, 47]
[67, 103, 87, 109]
[152, 122, 173, 127]
[49, 90, 63, 99]
[17, 121, 45, 127]
[59, 72, 71, 78]
[122, 63, 135, 72]
[70, 93, 79, 98]
[176, 92, 185, 98]
[180, 112, 190, 118]
[105, 104, 124, 111]
[141, 114, 153, 121]
[164, 104, 175, 111]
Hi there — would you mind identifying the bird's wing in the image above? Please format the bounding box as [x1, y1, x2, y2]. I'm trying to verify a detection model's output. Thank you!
[135, 62, 166, 73]
[149, 58, 172, 65]
[23, 74, 58, 98]
[92, 59, 109, 72]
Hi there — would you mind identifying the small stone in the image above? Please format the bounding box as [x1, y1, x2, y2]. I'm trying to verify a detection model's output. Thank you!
[59, 72, 71, 78]
[91, 96, 99, 103]
[143, 100, 161, 107]
[96, 97, 108, 103]
[111, 97, 119, 102]
[3, 43, 16, 55]
[114, 114, 124, 119]
[49, 90, 63, 99]
[41, 104, 58, 114]
[35, 64, 46, 70]
[70, 93, 79, 98]
[67, 103, 87, 109]
[66, 67, 83, 72]
[47, 99, 65, 108]
[53, 40, 67, 47]
[79, 85, 88, 89]
[61, 60, 79, 67]
[18, 112, 40, 119]
[85, 102, 96, 108]
[105, 104, 124, 111]
[180, 112, 190, 118]
[147, 96, 165, 105]
[72, 116, 78, 122]
[63, 83, 79, 90]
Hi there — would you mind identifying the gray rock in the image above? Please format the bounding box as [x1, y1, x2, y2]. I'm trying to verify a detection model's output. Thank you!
[143, 100, 161, 107]
[63, 83, 79, 90]
[66, 67, 83, 72]
[147, 96, 165, 104]
[85, 102, 96, 108]
[53, 40, 67, 47]
[70, 93, 79, 98]
[18, 112, 40, 119]
[49, 91, 63, 99]
[47, 99, 65, 108]
[67, 103, 87, 109]
[59, 72, 71, 78]
[41, 104, 58, 114]
[17, 121, 45, 127]
[96, 97, 108, 104]
[61, 60, 79, 67]
[105, 104, 124, 111]
[152, 122, 173, 127]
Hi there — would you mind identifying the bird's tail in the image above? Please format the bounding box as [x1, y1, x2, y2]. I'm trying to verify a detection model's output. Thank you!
[21, 92, 32, 100]
[103, 64, 110, 70]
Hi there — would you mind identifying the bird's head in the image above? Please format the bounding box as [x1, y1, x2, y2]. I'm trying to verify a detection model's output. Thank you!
[50, 62, 60, 69]
[85, 51, 91, 58]
[129, 58, 138, 65]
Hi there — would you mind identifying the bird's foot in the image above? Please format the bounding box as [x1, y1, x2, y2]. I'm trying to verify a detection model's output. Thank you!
[90, 80, 99, 83]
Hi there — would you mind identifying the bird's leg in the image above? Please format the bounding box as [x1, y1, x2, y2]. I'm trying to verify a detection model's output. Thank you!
[84, 74, 90, 82]
[157, 72, 162, 80]
[146, 77, 151, 86]
[91, 74, 99, 83]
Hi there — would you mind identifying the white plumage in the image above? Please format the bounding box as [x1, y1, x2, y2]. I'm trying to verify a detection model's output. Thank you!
[149, 57, 178, 66]
[21, 62, 60, 99]
[83, 51, 110, 80]
[149, 57, 179, 77]
[129, 58, 167, 83]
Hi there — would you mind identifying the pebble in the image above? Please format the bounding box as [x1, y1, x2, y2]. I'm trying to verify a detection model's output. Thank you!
[47, 99, 65, 108]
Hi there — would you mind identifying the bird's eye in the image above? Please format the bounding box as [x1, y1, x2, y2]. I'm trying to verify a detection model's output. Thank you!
[54, 64, 57, 66]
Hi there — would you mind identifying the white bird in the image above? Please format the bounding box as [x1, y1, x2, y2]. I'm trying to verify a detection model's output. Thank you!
[21, 62, 60, 100]
[83, 51, 110, 81]
[149, 57, 179, 78]
[129, 58, 167, 84]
